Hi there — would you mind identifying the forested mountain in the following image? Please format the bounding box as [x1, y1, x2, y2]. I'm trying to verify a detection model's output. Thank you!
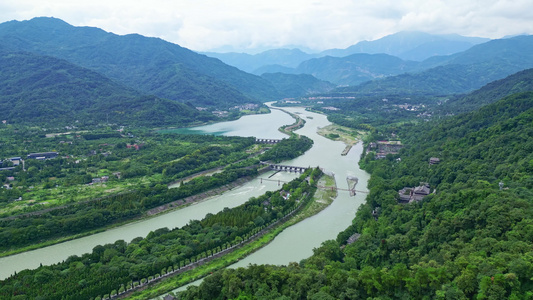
[335, 35, 533, 96]
[179, 84, 533, 300]
[241, 35, 531, 92]
[293, 53, 418, 86]
[442, 68, 533, 114]
[253, 64, 297, 76]
[0, 51, 212, 126]
[0, 17, 280, 106]
[260, 73, 336, 98]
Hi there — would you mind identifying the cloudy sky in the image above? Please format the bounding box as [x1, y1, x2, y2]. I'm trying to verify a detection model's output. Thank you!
[1, 0, 532, 53]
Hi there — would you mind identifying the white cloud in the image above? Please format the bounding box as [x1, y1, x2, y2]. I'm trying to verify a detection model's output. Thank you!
[0, 0, 532, 52]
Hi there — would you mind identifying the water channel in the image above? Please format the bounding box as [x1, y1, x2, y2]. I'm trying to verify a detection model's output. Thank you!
[0, 105, 370, 288]
[0, 108, 296, 280]
[165, 105, 370, 296]
[231, 106, 369, 267]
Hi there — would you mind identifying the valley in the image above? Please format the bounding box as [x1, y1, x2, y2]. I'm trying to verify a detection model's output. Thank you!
[0, 14, 532, 300]
[0, 103, 368, 300]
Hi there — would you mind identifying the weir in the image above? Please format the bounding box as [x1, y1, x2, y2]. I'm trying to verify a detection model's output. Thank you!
[260, 162, 310, 173]
[256, 138, 283, 144]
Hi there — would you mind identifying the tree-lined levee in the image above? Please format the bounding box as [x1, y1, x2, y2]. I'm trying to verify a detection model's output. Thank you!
[0, 168, 322, 299]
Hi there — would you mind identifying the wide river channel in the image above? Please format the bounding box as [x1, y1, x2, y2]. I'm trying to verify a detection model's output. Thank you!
[0, 105, 370, 286]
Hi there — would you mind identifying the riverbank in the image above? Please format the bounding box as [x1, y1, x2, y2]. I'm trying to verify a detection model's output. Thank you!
[146, 168, 270, 216]
[156, 106, 272, 132]
[125, 174, 337, 300]
[0, 169, 269, 259]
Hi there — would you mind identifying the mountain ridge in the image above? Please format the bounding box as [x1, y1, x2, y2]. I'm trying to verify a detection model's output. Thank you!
[333, 35, 533, 95]
[204, 31, 490, 75]
[0, 17, 280, 107]
[0, 50, 212, 126]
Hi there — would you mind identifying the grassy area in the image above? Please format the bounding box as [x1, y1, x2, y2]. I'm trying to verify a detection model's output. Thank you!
[126, 174, 337, 300]
[317, 124, 362, 145]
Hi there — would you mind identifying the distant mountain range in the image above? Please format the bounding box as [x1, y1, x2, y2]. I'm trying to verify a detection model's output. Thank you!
[293, 53, 418, 86]
[205, 32, 533, 95]
[334, 35, 533, 95]
[0, 17, 341, 126]
[320, 31, 489, 61]
[203, 31, 489, 74]
[2, 17, 533, 127]
[203, 48, 318, 74]
[260, 73, 336, 99]
[249, 34, 533, 91]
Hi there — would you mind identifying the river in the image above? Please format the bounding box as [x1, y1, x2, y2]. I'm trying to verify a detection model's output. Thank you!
[0, 108, 297, 280]
[231, 106, 369, 267]
[0, 105, 369, 288]
[165, 106, 370, 296]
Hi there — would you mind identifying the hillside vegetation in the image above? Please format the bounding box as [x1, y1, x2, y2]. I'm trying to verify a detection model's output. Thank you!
[260, 73, 336, 98]
[334, 35, 533, 95]
[0, 17, 279, 107]
[441, 68, 533, 114]
[0, 51, 211, 127]
[178, 91, 533, 299]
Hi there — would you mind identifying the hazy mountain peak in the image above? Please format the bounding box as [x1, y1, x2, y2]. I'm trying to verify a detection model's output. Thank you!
[321, 31, 490, 61]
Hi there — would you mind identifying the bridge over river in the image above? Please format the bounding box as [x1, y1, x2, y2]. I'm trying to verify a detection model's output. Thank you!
[256, 138, 283, 144]
[258, 176, 368, 196]
[260, 162, 310, 173]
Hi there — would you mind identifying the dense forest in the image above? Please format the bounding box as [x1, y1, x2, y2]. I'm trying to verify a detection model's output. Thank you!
[0, 51, 215, 127]
[177, 91, 533, 299]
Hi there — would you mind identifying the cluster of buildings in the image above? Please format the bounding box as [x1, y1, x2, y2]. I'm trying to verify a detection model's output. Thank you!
[0, 157, 20, 171]
[195, 103, 260, 117]
[126, 143, 143, 150]
[26, 152, 59, 160]
[1, 152, 60, 172]
[230, 103, 259, 111]
[393, 103, 426, 112]
[368, 141, 403, 159]
[90, 172, 121, 185]
[305, 96, 356, 100]
[396, 157, 440, 203]
[398, 183, 433, 203]
[211, 110, 229, 117]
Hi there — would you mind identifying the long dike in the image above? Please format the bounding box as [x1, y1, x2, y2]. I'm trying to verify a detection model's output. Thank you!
[145, 167, 271, 216]
[112, 190, 313, 299]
